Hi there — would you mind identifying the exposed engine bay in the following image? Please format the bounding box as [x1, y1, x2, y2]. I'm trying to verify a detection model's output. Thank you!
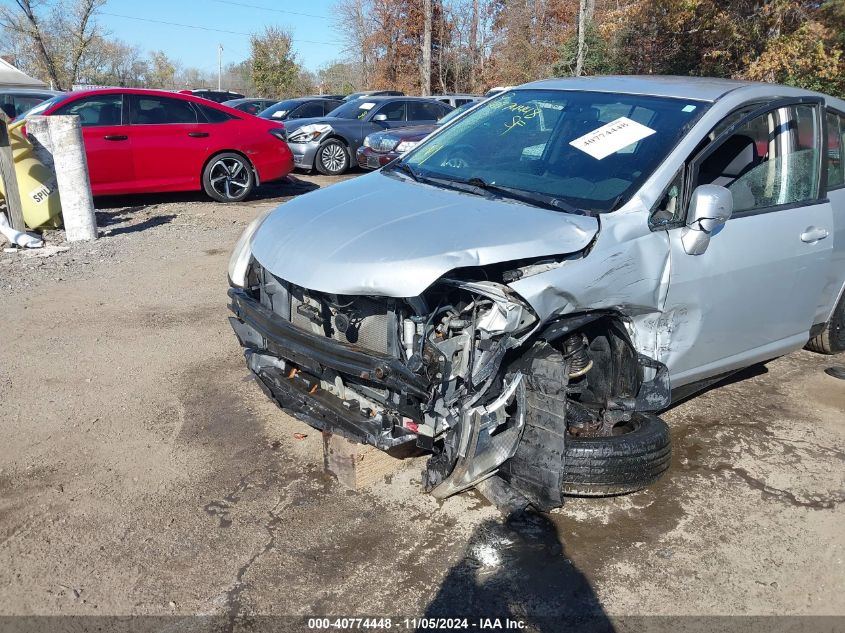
[228, 259, 670, 507]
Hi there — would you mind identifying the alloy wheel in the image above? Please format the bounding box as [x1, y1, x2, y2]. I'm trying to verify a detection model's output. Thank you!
[208, 157, 251, 200]
[320, 143, 347, 173]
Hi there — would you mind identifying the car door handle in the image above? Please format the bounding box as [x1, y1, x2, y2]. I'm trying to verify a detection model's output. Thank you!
[103, 135, 128, 141]
[188, 132, 209, 138]
[800, 227, 830, 243]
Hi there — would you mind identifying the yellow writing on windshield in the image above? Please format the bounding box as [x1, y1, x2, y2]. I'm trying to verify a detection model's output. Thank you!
[501, 103, 541, 134]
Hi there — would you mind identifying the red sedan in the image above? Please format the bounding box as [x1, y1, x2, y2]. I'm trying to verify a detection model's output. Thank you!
[26, 88, 293, 202]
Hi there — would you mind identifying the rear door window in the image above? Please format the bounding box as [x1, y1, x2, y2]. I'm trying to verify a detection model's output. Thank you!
[826, 110, 844, 189]
[323, 100, 342, 115]
[291, 102, 324, 118]
[54, 94, 123, 127]
[130, 95, 198, 125]
[199, 104, 237, 123]
[408, 101, 447, 122]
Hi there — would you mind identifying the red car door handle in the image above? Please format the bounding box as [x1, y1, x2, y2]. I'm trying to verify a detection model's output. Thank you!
[188, 132, 209, 138]
[103, 135, 128, 141]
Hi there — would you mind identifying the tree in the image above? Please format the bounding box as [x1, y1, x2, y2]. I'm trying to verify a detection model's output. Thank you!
[317, 61, 360, 94]
[421, 0, 432, 94]
[146, 50, 178, 89]
[334, 0, 374, 88]
[554, 21, 613, 77]
[249, 26, 300, 99]
[0, 0, 107, 89]
[575, 0, 594, 76]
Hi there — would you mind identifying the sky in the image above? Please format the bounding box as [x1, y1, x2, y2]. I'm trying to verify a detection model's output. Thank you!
[96, 0, 346, 74]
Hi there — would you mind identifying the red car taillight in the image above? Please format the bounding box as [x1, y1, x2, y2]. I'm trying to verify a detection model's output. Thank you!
[269, 128, 287, 142]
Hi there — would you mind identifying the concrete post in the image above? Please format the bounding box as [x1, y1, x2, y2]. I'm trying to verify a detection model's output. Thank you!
[48, 115, 97, 241]
[24, 116, 55, 172]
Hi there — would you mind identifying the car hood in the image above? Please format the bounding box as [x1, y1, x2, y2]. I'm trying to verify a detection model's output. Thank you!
[250, 172, 599, 297]
[284, 116, 342, 133]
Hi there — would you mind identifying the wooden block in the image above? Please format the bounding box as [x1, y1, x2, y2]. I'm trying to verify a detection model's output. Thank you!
[0, 115, 26, 231]
[322, 431, 402, 490]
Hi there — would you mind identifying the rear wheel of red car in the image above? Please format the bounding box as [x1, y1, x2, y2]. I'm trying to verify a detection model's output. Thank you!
[315, 139, 350, 175]
[203, 153, 254, 202]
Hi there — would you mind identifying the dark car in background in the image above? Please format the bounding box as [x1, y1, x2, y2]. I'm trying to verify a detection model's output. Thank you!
[258, 97, 343, 122]
[356, 102, 475, 170]
[0, 88, 62, 119]
[222, 98, 278, 115]
[284, 96, 452, 175]
[178, 89, 245, 103]
[342, 90, 404, 102]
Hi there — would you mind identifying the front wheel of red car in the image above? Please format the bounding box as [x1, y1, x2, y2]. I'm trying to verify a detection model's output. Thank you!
[203, 153, 255, 202]
[315, 139, 350, 176]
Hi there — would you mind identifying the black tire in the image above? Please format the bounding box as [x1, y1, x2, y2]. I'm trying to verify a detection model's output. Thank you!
[562, 413, 671, 497]
[806, 293, 845, 354]
[202, 152, 254, 202]
[315, 139, 350, 175]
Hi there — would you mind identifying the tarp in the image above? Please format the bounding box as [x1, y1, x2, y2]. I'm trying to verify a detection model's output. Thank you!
[0, 58, 47, 88]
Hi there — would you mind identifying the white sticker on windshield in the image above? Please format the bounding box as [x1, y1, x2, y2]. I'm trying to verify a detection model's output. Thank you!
[569, 117, 656, 160]
[360, 102, 376, 110]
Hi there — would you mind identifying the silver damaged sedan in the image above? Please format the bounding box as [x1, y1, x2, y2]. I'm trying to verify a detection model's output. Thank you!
[227, 76, 845, 510]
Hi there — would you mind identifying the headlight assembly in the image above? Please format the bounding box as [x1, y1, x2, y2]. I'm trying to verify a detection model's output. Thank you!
[287, 123, 333, 144]
[228, 208, 273, 288]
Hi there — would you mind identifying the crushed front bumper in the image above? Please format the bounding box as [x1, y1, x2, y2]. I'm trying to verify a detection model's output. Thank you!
[228, 288, 426, 450]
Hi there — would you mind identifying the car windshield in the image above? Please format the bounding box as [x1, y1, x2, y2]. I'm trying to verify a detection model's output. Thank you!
[259, 100, 297, 119]
[18, 94, 67, 119]
[326, 100, 378, 120]
[437, 102, 474, 125]
[401, 89, 708, 213]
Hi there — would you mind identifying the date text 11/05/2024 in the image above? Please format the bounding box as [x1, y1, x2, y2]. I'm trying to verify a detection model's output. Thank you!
[307, 618, 527, 630]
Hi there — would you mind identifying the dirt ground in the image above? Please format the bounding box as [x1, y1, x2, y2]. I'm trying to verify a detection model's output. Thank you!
[0, 172, 843, 632]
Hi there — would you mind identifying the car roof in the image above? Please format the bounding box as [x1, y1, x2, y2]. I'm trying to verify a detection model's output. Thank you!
[55, 88, 256, 114]
[356, 95, 448, 103]
[285, 97, 339, 103]
[223, 97, 267, 104]
[0, 88, 62, 95]
[521, 75, 821, 103]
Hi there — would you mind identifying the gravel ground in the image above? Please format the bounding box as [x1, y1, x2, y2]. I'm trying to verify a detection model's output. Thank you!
[0, 173, 843, 632]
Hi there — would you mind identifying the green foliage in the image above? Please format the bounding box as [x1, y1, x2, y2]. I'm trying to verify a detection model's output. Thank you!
[553, 22, 616, 77]
[745, 22, 845, 96]
[249, 26, 301, 99]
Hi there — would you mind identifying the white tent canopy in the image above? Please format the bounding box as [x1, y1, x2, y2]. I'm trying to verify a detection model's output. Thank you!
[0, 58, 47, 88]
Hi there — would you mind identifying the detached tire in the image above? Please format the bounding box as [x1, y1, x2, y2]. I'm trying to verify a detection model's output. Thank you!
[806, 294, 845, 354]
[315, 139, 351, 175]
[562, 413, 671, 497]
[202, 152, 254, 202]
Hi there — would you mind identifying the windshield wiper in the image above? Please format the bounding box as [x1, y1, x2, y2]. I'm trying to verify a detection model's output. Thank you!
[462, 177, 587, 215]
[385, 160, 419, 181]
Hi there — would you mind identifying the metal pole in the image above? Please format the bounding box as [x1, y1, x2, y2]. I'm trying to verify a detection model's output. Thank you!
[49, 115, 97, 241]
[218, 44, 223, 91]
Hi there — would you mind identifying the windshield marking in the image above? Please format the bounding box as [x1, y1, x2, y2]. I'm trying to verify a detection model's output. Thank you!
[569, 116, 656, 160]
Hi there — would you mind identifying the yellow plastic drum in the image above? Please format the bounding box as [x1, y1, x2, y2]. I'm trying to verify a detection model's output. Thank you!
[0, 120, 62, 229]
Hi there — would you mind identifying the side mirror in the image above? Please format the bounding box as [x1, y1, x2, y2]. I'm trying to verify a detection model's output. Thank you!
[372, 113, 388, 123]
[681, 184, 733, 255]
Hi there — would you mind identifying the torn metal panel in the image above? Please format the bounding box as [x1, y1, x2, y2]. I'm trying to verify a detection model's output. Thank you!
[510, 211, 672, 361]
